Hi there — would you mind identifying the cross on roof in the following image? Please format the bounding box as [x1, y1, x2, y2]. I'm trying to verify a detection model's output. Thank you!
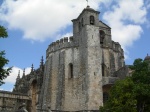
[86, 0, 89, 6]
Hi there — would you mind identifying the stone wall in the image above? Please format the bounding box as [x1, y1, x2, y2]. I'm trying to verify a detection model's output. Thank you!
[113, 66, 130, 79]
[0, 90, 30, 112]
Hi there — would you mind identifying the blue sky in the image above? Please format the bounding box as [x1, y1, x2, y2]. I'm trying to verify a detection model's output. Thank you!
[0, 0, 150, 91]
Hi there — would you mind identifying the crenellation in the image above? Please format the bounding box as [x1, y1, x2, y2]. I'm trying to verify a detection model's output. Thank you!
[64, 37, 68, 42]
[69, 36, 73, 42]
[46, 36, 79, 58]
[114, 42, 119, 51]
[60, 38, 64, 44]
[56, 40, 60, 46]
[121, 48, 124, 57]
[110, 41, 122, 52]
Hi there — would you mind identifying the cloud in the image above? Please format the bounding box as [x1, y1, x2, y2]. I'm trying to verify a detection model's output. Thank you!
[103, 0, 147, 58]
[0, 88, 4, 90]
[0, 0, 106, 41]
[0, 0, 148, 58]
[4, 66, 31, 84]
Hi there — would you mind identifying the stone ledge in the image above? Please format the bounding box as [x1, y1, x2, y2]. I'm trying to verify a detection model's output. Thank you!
[102, 77, 119, 86]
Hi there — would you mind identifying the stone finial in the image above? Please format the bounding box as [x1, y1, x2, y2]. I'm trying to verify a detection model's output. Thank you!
[40, 56, 44, 71]
[17, 70, 20, 79]
[41, 56, 44, 66]
[31, 64, 34, 73]
[23, 68, 25, 77]
[147, 53, 149, 56]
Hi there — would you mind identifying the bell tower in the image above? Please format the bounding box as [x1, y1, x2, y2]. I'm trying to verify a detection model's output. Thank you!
[72, 6, 103, 110]
[72, 5, 100, 39]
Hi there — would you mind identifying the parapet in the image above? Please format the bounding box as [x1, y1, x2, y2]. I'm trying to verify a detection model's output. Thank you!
[46, 36, 78, 58]
[111, 41, 122, 52]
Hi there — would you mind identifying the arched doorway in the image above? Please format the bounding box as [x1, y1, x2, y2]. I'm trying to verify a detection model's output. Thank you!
[102, 84, 112, 104]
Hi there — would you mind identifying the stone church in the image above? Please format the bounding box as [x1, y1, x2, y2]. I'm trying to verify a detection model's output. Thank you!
[0, 6, 132, 112]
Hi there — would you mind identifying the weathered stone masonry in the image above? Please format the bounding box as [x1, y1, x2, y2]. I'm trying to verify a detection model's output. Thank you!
[38, 6, 126, 112]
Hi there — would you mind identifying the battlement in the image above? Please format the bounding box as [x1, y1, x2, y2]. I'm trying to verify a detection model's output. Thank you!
[111, 41, 124, 54]
[46, 36, 78, 58]
[101, 40, 124, 58]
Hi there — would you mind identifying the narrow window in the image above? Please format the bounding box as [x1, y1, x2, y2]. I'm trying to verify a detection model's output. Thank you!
[102, 63, 105, 76]
[79, 22, 81, 30]
[69, 63, 73, 78]
[90, 15, 95, 25]
[81, 18, 84, 27]
[100, 30, 105, 44]
[103, 92, 109, 103]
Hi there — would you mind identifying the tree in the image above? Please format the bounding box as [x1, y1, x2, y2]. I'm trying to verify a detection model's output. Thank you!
[100, 58, 150, 112]
[0, 25, 11, 85]
[100, 78, 137, 112]
[0, 26, 8, 38]
[131, 59, 150, 112]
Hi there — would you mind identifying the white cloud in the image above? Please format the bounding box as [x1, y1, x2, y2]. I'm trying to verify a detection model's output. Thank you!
[0, 88, 4, 90]
[0, 0, 105, 41]
[103, 0, 147, 59]
[4, 66, 31, 84]
[0, 0, 149, 59]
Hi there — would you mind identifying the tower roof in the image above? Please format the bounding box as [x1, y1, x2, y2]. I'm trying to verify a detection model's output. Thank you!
[85, 5, 95, 11]
[72, 5, 100, 21]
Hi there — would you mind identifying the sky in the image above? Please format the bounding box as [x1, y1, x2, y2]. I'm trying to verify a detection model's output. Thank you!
[0, 0, 150, 91]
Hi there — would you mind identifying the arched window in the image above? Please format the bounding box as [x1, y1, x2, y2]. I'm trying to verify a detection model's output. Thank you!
[103, 92, 109, 103]
[99, 30, 105, 44]
[68, 63, 73, 78]
[90, 15, 95, 25]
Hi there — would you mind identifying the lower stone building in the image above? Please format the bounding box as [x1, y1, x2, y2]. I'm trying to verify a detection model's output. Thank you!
[0, 90, 30, 112]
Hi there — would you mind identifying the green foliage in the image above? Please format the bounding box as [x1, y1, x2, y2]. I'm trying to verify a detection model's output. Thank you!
[0, 25, 8, 38]
[0, 25, 11, 85]
[0, 51, 11, 85]
[131, 59, 150, 112]
[100, 78, 137, 112]
[100, 58, 150, 112]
